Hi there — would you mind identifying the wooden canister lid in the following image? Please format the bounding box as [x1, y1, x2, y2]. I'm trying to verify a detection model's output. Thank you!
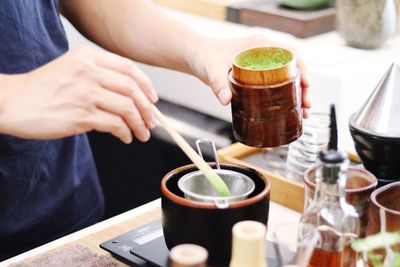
[232, 47, 298, 86]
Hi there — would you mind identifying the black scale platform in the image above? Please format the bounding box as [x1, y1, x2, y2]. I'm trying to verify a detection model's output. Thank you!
[100, 220, 280, 267]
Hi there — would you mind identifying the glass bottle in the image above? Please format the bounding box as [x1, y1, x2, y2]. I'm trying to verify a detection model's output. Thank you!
[229, 221, 267, 267]
[301, 150, 360, 267]
[169, 244, 208, 267]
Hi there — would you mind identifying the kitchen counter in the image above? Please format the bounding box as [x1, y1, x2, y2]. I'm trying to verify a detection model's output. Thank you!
[1, 199, 300, 266]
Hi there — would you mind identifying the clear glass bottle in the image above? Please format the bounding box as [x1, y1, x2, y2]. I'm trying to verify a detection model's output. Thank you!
[301, 150, 360, 267]
[169, 244, 208, 267]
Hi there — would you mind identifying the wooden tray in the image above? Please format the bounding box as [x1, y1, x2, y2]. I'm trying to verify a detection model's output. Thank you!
[154, 0, 246, 20]
[218, 143, 360, 213]
[227, 0, 336, 38]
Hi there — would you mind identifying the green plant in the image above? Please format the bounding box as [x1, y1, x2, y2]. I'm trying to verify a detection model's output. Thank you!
[352, 232, 400, 267]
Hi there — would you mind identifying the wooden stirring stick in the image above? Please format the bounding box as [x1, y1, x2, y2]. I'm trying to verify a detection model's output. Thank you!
[151, 105, 231, 197]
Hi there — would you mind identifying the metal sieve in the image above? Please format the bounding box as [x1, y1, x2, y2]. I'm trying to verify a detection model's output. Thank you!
[178, 139, 255, 208]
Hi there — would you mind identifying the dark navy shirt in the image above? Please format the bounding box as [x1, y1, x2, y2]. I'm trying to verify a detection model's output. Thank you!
[0, 0, 104, 260]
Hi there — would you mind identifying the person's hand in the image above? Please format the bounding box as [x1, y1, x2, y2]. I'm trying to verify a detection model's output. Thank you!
[189, 35, 311, 117]
[0, 46, 158, 143]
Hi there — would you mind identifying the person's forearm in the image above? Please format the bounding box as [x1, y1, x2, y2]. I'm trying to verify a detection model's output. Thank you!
[0, 74, 9, 131]
[0, 73, 25, 135]
[60, 0, 203, 74]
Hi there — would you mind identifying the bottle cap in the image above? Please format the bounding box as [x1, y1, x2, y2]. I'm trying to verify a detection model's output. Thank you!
[319, 150, 348, 184]
[319, 150, 347, 164]
[169, 244, 208, 267]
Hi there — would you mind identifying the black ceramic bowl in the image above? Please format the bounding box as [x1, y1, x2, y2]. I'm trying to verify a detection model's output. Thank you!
[349, 118, 400, 182]
[161, 163, 270, 266]
[376, 178, 399, 188]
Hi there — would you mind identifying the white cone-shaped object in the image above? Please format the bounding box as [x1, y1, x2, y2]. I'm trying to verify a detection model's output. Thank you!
[350, 62, 400, 137]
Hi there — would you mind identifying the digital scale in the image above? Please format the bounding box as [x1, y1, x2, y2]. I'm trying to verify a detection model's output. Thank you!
[100, 220, 280, 267]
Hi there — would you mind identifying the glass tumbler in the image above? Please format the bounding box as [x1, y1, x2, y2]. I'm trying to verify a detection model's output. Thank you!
[286, 113, 330, 182]
[272, 222, 320, 267]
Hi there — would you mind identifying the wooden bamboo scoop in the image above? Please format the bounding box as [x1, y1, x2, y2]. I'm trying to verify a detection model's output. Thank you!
[151, 105, 231, 197]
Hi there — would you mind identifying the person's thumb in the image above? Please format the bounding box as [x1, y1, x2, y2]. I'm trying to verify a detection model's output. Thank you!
[216, 87, 232, 106]
[209, 73, 232, 105]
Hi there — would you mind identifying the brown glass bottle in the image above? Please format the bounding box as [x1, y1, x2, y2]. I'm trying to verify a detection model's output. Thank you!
[308, 245, 357, 267]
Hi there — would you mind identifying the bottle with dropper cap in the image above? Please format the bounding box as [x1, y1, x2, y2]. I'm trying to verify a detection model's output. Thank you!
[301, 105, 360, 267]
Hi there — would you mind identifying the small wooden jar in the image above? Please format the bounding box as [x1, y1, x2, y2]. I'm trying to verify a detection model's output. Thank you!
[229, 47, 302, 147]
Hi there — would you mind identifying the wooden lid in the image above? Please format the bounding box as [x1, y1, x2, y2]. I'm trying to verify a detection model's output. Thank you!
[232, 47, 298, 86]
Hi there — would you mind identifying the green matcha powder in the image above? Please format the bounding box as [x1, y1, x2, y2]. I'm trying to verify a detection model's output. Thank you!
[235, 48, 292, 70]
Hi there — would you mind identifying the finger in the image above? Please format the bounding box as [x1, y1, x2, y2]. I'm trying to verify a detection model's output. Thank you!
[296, 58, 311, 109]
[94, 67, 157, 130]
[93, 88, 151, 142]
[303, 108, 309, 119]
[297, 58, 310, 90]
[89, 109, 133, 144]
[90, 49, 158, 103]
[124, 63, 158, 104]
[210, 70, 232, 105]
[302, 84, 311, 109]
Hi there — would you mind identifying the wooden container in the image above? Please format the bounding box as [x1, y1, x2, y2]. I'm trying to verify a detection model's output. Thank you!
[231, 47, 298, 86]
[229, 47, 302, 148]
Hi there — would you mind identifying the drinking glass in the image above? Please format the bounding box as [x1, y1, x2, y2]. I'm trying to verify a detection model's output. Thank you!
[286, 113, 330, 182]
[272, 222, 320, 267]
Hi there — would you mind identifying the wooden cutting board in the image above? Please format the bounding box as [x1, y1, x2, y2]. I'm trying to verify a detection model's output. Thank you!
[227, 0, 336, 38]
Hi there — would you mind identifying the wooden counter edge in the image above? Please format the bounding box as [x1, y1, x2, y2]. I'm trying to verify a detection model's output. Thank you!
[2, 199, 162, 267]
